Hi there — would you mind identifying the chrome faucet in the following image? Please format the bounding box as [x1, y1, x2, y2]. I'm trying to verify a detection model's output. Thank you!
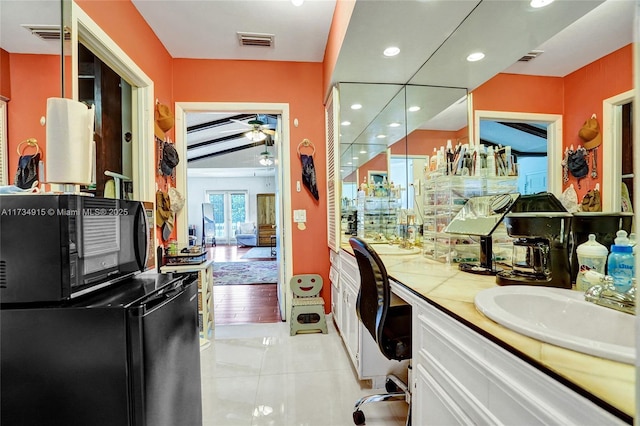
[583, 271, 635, 315]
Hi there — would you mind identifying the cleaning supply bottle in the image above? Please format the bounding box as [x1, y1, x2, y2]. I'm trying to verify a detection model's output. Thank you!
[575, 234, 608, 292]
[607, 230, 635, 293]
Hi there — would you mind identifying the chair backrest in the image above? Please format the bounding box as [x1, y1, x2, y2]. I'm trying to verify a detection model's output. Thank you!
[290, 274, 323, 298]
[349, 237, 391, 355]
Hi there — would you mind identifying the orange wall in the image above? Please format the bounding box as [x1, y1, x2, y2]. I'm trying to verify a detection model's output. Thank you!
[404, 128, 467, 157]
[323, 0, 356, 100]
[563, 44, 633, 198]
[471, 44, 633, 201]
[6, 53, 60, 181]
[172, 58, 330, 305]
[1, 48, 11, 100]
[357, 153, 387, 185]
[76, 0, 176, 244]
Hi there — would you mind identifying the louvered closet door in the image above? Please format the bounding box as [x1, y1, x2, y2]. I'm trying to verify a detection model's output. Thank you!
[326, 86, 340, 251]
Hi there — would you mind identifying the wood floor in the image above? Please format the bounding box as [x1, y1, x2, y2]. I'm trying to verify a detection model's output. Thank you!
[208, 244, 282, 325]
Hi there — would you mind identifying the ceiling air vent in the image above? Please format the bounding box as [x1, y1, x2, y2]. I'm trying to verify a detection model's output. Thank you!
[518, 50, 544, 62]
[237, 32, 275, 48]
[22, 25, 71, 41]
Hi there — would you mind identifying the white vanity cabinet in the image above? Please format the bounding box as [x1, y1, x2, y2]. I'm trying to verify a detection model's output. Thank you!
[406, 289, 626, 425]
[335, 249, 404, 388]
[329, 250, 341, 329]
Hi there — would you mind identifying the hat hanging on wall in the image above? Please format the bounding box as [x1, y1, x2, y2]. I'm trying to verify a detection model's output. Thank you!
[154, 102, 174, 140]
[578, 114, 602, 150]
[155, 190, 174, 241]
[168, 187, 185, 213]
[160, 142, 180, 176]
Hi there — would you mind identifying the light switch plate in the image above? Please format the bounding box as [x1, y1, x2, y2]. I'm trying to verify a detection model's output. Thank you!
[293, 209, 306, 223]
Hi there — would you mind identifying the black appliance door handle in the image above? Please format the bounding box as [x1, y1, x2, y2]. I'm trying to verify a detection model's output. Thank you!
[134, 279, 186, 314]
[133, 203, 149, 271]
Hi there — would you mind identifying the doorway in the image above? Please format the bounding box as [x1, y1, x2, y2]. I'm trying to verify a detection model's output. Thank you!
[479, 119, 549, 195]
[174, 102, 292, 324]
[474, 110, 563, 196]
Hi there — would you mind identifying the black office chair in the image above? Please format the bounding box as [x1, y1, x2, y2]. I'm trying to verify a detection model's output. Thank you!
[349, 237, 412, 426]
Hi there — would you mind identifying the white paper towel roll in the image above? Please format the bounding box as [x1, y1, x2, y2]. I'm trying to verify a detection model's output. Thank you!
[46, 97, 95, 185]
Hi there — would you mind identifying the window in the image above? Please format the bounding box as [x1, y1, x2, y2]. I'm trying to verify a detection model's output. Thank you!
[206, 191, 248, 244]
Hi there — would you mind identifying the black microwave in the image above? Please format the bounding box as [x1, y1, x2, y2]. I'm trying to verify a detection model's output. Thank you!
[0, 195, 149, 304]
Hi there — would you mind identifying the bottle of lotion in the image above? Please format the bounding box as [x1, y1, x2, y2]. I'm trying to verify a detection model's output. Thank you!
[607, 230, 635, 293]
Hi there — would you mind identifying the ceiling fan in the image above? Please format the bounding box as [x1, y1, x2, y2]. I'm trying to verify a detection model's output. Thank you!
[231, 115, 276, 142]
[258, 146, 274, 166]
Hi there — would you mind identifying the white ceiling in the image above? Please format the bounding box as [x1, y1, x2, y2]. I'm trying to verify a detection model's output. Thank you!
[1, 0, 636, 176]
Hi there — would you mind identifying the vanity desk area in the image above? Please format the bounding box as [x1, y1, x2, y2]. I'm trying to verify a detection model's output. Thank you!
[332, 243, 634, 425]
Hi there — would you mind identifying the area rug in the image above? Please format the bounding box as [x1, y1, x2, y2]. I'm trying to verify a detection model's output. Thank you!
[213, 261, 278, 285]
[241, 247, 274, 259]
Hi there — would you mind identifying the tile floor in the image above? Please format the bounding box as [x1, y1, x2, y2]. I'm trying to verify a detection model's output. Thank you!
[200, 319, 409, 426]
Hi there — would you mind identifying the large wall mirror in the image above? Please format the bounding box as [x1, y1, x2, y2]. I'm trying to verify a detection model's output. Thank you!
[0, 0, 69, 186]
[337, 82, 468, 244]
[1, 1, 154, 202]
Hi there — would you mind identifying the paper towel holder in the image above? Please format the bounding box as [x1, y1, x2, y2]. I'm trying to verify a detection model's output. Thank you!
[45, 97, 96, 193]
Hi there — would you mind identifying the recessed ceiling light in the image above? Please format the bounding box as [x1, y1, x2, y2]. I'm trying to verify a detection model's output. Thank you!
[530, 0, 554, 8]
[292, 0, 304, 6]
[352, 156, 359, 160]
[341, 121, 351, 126]
[360, 150, 367, 154]
[389, 122, 401, 128]
[383, 46, 400, 57]
[466, 52, 485, 62]
[351, 103, 362, 110]
[346, 162, 352, 166]
[377, 134, 386, 139]
[408, 106, 421, 112]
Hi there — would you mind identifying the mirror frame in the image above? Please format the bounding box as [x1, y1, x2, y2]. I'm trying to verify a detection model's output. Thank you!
[472, 109, 563, 197]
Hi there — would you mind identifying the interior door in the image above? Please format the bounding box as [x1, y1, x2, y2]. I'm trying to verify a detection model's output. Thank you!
[275, 115, 285, 320]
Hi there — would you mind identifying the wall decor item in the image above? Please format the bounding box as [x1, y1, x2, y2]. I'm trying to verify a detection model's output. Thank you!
[14, 138, 40, 189]
[564, 146, 588, 189]
[578, 114, 602, 150]
[581, 184, 602, 212]
[155, 190, 173, 241]
[154, 102, 174, 141]
[160, 141, 179, 176]
[297, 139, 319, 201]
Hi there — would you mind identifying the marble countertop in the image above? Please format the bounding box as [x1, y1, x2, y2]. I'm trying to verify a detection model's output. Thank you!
[341, 245, 635, 421]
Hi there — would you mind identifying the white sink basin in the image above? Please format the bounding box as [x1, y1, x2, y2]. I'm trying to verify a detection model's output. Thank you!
[474, 286, 635, 364]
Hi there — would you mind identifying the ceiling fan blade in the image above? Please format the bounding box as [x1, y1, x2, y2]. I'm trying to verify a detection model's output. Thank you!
[263, 129, 276, 135]
[230, 118, 253, 128]
[219, 128, 246, 133]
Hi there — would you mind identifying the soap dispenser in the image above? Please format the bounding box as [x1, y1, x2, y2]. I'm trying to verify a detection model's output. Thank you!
[607, 230, 635, 293]
[575, 234, 608, 292]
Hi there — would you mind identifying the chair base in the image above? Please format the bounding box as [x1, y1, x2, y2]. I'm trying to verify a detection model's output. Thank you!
[352, 375, 410, 426]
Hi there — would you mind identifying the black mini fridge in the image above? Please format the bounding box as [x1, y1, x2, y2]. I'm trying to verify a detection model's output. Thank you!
[0, 273, 203, 426]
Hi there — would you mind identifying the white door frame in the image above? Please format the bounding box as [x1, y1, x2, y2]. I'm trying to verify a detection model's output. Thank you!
[602, 89, 634, 212]
[473, 110, 563, 197]
[71, 3, 155, 203]
[174, 102, 292, 321]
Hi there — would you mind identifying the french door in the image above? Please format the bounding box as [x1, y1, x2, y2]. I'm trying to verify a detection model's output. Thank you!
[206, 191, 248, 244]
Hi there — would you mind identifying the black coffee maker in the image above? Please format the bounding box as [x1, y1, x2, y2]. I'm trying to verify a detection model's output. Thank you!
[496, 212, 573, 289]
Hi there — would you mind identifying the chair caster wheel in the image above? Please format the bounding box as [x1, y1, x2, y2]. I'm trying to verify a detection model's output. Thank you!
[353, 409, 365, 425]
[385, 378, 399, 393]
